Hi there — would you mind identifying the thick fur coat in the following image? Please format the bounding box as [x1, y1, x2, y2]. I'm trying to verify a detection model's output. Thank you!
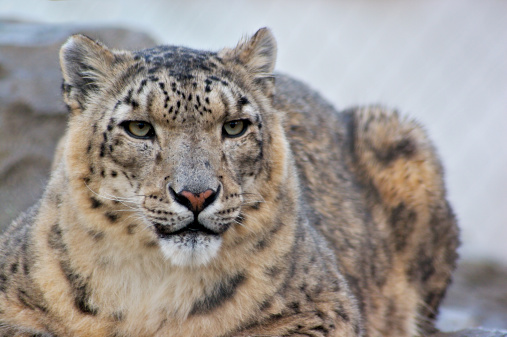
[0, 28, 459, 336]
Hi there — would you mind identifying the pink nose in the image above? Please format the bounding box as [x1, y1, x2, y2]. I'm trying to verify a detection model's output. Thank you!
[178, 189, 215, 213]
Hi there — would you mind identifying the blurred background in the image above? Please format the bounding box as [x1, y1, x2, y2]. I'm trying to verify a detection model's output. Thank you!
[1, 0, 506, 330]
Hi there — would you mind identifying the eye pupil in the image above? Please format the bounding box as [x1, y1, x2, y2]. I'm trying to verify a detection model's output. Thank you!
[125, 121, 154, 138]
[223, 120, 248, 137]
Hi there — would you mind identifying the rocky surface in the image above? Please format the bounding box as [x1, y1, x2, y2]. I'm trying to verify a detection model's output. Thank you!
[438, 261, 507, 331]
[433, 329, 507, 337]
[0, 20, 505, 337]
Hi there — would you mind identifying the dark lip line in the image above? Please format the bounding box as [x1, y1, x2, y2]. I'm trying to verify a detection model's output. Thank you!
[154, 220, 219, 239]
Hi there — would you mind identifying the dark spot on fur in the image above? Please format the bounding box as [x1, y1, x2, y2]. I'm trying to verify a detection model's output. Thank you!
[0, 273, 8, 292]
[377, 138, 416, 164]
[310, 325, 329, 334]
[390, 203, 417, 251]
[334, 303, 350, 322]
[88, 230, 104, 241]
[18, 289, 48, 313]
[259, 298, 273, 311]
[100, 143, 106, 157]
[90, 197, 102, 209]
[238, 96, 249, 106]
[254, 236, 270, 251]
[189, 273, 246, 315]
[126, 224, 137, 235]
[49, 223, 99, 316]
[112, 311, 124, 321]
[144, 240, 158, 248]
[265, 263, 283, 278]
[288, 301, 301, 313]
[75, 288, 99, 315]
[137, 79, 148, 94]
[105, 212, 118, 223]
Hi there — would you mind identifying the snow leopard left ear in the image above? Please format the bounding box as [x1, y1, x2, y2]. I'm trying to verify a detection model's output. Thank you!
[220, 28, 277, 84]
[59, 34, 116, 113]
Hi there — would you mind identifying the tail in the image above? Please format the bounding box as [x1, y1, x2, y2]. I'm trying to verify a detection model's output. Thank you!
[344, 106, 460, 334]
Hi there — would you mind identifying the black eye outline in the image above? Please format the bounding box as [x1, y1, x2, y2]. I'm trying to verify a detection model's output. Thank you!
[121, 121, 156, 139]
[222, 119, 250, 138]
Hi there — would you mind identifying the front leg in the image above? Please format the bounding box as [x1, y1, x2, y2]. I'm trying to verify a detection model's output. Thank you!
[0, 323, 55, 337]
[234, 309, 361, 337]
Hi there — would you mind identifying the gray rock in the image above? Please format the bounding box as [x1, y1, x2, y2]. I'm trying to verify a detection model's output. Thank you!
[438, 261, 507, 331]
[432, 328, 507, 337]
[0, 20, 157, 229]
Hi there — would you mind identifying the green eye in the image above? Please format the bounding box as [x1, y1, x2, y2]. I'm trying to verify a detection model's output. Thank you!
[124, 121, 155, 139]
[223, 120, 248, 137]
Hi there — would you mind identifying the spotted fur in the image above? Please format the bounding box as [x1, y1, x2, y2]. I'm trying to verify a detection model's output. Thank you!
[0, 28, 459, 336]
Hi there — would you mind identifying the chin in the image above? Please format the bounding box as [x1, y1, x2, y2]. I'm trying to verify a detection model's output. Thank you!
[158, 232, 222, 267]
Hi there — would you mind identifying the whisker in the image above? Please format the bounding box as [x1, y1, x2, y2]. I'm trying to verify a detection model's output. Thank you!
[108, 209, 138, 213]
[83, 182, 139, 209]
[102, 191, 141, 202]
[240, 200, 266, 206]
[232, 219, 255, 234]
[122, 213, 148, 228]
[239, 192, 266, 204]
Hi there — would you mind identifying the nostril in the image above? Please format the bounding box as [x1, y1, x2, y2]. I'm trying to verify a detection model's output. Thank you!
[170, 186, 220, 213]
[169, 186, 191, 210]
[203, 185, 220, 210]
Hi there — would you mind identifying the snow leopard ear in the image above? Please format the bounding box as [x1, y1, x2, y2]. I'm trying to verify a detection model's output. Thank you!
[220, 27, 277, 80]
[59, 34, 116, 113]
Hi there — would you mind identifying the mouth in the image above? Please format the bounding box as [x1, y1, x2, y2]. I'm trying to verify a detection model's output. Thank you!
[154, 220, 219, 239]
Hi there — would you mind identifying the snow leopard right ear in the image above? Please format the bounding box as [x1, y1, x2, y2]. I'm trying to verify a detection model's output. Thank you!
[219, 28, 277, 93]
[231, 28, 277, 76]
[59, 34, 116, 113]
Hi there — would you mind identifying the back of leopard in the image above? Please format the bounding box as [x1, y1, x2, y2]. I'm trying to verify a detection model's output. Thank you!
[0, 28, 458, 336]
[274, 75, 459, 336]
